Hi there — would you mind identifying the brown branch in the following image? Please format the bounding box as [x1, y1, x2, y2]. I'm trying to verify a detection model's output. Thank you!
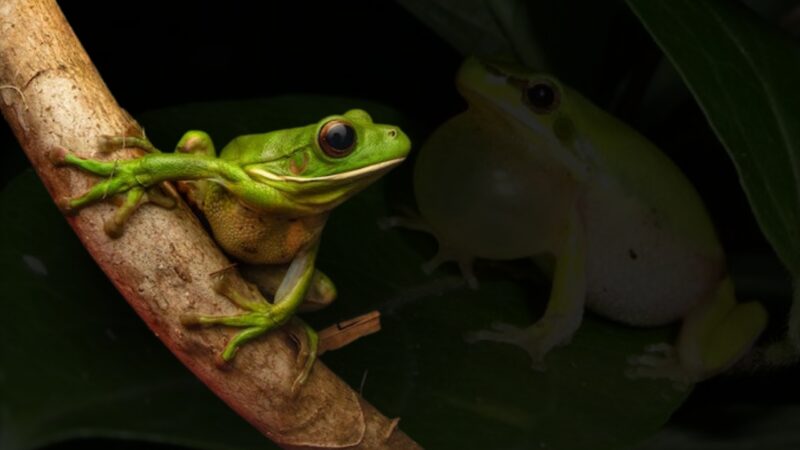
[0, 1, 421, 449]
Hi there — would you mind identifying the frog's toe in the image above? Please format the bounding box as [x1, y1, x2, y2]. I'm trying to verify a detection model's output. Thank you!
[626, 343, 693, 386]
[467, 320, 575, 369]
[49, 146, 70, 166]
[146, 184, 180, 208]
[420, 247, 478, 289]
[466, 322, 523, 344]
[181, 310, 278, 361]
[468, 324, 550, 369]
[57, 196, 78, 214]
[378, 216, 431, 234]
[378, 206, 429, 231]
[102, 184, 176, 239]
[220, 326, 269, 361]
[102, 187, 145, 238]
[644, 342, 676, 355]
[286, 319, 319, 395]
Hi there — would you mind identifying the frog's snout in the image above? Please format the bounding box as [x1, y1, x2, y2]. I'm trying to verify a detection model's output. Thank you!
[388, 126, 412, 158]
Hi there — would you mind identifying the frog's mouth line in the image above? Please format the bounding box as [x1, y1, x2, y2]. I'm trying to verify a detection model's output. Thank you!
[246, 157, 405, 184]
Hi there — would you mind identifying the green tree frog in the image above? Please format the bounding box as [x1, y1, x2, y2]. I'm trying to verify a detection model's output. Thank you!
[388, 58, 766, 382]
[54, 109, 410, 386]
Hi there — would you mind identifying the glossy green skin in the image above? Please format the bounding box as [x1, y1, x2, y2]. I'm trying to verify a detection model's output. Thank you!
[57, 109, 410, 382]
[411, 59, 766, 381]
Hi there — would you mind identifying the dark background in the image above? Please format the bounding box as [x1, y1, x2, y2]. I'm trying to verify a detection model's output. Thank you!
[2, 1, 798, 449]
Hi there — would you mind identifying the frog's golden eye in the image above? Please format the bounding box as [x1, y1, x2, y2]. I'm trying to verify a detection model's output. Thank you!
[319, 120, 356, 158]
[524, 81, 560, 113]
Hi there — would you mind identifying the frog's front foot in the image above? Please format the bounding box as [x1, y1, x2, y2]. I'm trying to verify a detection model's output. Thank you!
[181, 272, 317, 393]
[466, 310, 583, 370]
[625, 343, 693, 388]
[52, 143, 178, 238]
[379, 210, 478, 289]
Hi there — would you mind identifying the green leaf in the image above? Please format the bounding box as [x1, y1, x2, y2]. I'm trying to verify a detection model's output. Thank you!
[2, 96, 688, 450]
[395, 0, 628, 94]
[626, 0, 800, 276]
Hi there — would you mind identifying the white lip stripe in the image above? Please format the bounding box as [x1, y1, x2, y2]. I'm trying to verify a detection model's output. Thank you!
[247, 158, 405, 183]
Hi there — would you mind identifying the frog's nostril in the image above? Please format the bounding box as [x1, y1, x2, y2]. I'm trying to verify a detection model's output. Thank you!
[387, 128, 398, 139]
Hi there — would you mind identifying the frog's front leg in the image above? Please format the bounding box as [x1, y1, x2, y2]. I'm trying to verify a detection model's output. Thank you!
[53, 131, 244, 237]
[182, 240, 320, 390]
[628, 278, 767, 383]
[467, 208, 586, 368]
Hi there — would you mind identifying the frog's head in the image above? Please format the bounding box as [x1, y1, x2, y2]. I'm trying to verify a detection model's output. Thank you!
[455, 57, 591, 173]
[244, 109, 410, 213]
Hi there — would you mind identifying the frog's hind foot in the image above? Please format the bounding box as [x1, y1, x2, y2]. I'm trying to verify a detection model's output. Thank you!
[627, 278, 767, 386]
[626, 343, 692, 389]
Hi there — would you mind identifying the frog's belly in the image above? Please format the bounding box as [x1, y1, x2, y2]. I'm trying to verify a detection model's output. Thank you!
[581, 184, 725, 326]
[201, 185, 324, 265]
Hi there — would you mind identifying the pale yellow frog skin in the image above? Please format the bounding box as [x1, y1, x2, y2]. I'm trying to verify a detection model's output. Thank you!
[389, 58, 767, 382]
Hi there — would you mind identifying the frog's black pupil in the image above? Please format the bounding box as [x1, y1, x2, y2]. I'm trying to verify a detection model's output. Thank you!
[325, 123, 355, 151]
[527, 84, 555, 110]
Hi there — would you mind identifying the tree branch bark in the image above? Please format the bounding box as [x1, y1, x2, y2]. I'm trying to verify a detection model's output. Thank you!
[0, 1, 421, 449]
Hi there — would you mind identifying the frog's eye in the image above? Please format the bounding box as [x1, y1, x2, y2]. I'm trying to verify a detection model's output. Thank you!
[319, 120, 356, 157]
[524, 81, 560, 113]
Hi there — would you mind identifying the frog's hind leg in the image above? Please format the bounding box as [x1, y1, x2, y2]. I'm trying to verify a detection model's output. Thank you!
[181, 241, 320, 392]
[380, 208, 478, 288]
[628, 277, 767, 383]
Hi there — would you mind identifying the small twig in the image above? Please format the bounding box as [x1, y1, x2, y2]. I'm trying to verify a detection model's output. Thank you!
[318, 310, 382, 355]
[208, 262, 239, 278]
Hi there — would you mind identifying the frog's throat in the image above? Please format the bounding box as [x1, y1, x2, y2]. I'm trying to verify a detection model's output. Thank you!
[245, 157, 405, 186]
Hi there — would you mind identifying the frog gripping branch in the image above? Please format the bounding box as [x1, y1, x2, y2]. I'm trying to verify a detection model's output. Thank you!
[53, 112, 410, 387]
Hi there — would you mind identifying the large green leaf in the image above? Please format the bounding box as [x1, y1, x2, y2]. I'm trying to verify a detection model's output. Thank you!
[2, 97, 688, 450]
[395, 0, 629, 96]
[626, 0, 800, 276]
